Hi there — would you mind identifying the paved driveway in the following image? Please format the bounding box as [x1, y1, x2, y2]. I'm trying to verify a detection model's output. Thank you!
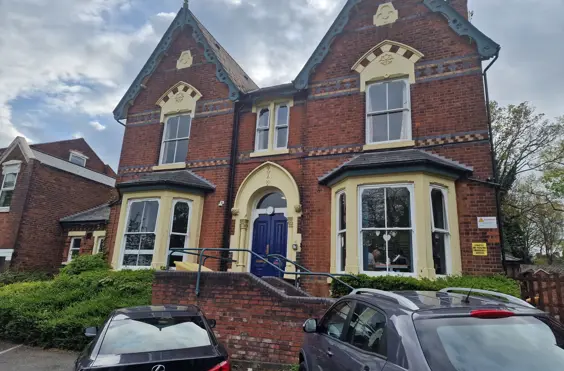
[0, 341, 77, 371]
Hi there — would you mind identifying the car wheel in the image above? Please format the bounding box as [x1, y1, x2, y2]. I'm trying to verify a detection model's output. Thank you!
[299, 361, 308, 371]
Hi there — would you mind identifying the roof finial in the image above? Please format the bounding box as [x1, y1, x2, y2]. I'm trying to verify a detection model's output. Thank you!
[184, 0, 189, 8]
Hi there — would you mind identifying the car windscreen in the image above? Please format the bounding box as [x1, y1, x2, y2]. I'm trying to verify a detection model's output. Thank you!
[415, 315, 564, 371]
[98, 315, 212, 355]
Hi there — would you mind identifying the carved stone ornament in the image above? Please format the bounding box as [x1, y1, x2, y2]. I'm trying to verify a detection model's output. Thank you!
[265, 164, 272, 186]
[240, 219, 249, 230]
[175, 92, 185, 103]
[287, 217, 294, 228]
[294, 204, 302, 213]
[374, 3, 399, 27]
[231, 208, 239, 216]
[176, 50, 193, 70]
[379, 53, 394, 66]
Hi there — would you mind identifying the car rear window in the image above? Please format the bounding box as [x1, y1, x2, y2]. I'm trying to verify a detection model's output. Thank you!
[415, 315, 564, 371]
[98, 315, 212, 355]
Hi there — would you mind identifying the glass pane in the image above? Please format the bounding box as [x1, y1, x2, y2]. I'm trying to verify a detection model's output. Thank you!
[362, 188, 385, 228]
[174, 139, 189, 163]
[388, 112, 405, 141]
[163, 141, 176, 164]
[168, 254, 184, 269]
[0, 190, 13, 208]
[3, 173, 17, 188]
[257, 130, 269, 150]
[69, 155, 86, 167]
[140, 234, 156, 251]
[125, 234, 141, 251]
[387, 230, 413, 273]
[137, 254, 153, 267]
[386, 187, 411, 228]
[319, 301, 353, 339]
[257, 192, 287, 209]
[123, 254, 138, 266]
[368, 84, 386, 112]
[363, 231, 387, 272]
[346, 303, 387, 355]
[431, 189, 447, 230]
[369, 115, 388, 143]
[71, 249, 80, 259]
[169, 234, 186, 249]
[127, 202, 145, 232]
[172, 202, 190, 234]
[339, 232, 346, 272]
[276, 127, 288, 148]
[258, 108, 270, 128]
[177, 115, 192, 138]
[140, 201, 159, 232]
[339, 194, 346, 230]
[276, 105, 288, 127]
[72, 238, 82, 248]
[388, 80, 405, 110]
[98, 238, 106, 253]
[165, 116, 179, 140]
[433, 232, 447, 275]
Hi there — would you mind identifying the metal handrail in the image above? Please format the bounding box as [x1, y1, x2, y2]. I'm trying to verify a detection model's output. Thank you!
[169, 248, 354, 296]
[266, 253, 359, 282]
[439, 287, 535, 308]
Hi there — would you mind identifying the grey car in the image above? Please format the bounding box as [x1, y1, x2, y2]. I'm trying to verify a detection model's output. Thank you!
[299, 287, 564, 371]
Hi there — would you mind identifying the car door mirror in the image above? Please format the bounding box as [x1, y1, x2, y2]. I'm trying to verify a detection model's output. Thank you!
[208, 319, 217, 329]
[84, 327, 97, 338]
[303, 318, 318, 333]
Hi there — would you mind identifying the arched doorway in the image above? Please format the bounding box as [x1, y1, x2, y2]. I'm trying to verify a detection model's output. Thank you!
[250, 192, 288, 277]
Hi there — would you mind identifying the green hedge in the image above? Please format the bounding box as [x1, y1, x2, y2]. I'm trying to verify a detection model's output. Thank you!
[0, 270, 53, 287]
[331, 274, 521, 298]
[0, 255, 153, 350]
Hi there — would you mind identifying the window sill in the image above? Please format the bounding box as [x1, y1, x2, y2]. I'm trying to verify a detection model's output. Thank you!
[0, 207, 9, 213]
[153, 163, 187, 171]
[250, 148, 290, 158]
[363, 140, 415, 152]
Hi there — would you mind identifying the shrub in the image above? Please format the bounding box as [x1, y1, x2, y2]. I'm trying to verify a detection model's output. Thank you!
[331, 274, 521, 298]
[60, 254, 109, 275]
[0, 270, 53, 287]
[0, 268, 153, 350]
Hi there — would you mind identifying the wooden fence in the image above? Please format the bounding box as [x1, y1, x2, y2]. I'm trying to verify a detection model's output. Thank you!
[517, 273, 564, 322]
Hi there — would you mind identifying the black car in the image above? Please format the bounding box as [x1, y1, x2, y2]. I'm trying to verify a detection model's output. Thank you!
[75, 305, 229, 371]
[300, 287, 564, 371]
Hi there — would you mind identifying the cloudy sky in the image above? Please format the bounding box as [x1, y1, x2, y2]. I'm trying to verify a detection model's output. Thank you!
[0, 0, 561, 169]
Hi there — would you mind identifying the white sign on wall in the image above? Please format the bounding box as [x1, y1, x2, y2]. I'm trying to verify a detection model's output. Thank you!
[477, 217, 497, 229]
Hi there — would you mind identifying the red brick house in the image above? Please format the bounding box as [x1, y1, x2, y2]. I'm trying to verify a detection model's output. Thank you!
[107, 0, 502, 292]
[0, 137, 116, 272]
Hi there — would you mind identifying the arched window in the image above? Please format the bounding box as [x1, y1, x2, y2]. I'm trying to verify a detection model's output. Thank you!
[257, 192, 287, 209]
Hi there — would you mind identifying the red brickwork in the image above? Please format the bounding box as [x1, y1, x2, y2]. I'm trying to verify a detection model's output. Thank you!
[152, 272, 333, 366]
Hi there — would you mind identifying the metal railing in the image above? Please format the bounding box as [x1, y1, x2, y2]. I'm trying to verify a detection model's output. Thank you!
[168, 248, 354, 296]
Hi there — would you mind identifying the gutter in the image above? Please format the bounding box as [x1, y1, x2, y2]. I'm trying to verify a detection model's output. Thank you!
[221, 101, 243, 271]
[482, 52, 506, 272]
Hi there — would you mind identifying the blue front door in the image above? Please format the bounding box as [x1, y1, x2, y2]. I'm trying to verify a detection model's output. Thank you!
[250, 213, 288, 277]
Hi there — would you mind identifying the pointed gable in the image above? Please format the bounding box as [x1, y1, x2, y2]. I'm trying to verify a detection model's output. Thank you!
[113, 4, 258, 120]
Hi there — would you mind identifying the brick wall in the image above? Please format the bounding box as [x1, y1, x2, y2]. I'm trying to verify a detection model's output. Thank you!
[152, 271, 334, 367]
[12, 163, 115, 271]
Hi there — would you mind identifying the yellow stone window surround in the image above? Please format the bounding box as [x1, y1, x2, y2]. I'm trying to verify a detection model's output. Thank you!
[329, 173, 461, 279]
[111, 190, 205, 270]
[250, 98, 294, 158]
[153, 81, 203, 171]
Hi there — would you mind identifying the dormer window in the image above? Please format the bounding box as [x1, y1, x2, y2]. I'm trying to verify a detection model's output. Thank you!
[160, 114, 192, 165]
[69, 151, 88, 167]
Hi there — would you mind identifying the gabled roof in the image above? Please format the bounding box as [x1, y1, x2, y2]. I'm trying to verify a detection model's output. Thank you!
[60, 203, 110, 224]
[113, 3, 258, 120]
[0, 136, 35, 164]
[118, 169, 215, 193]
[319, 149, 473, 185]
[293, 0, 500, 90]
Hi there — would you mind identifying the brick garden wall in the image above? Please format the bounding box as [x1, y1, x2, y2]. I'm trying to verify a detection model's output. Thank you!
[152, 271, 334, 367]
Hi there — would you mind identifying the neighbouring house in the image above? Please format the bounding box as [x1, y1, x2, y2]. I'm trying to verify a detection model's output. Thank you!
[0, 137, 116, 272]
[106, 0, 502, 294]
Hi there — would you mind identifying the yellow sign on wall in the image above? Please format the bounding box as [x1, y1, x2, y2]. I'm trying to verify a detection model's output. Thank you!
[472, 243, 488, 256]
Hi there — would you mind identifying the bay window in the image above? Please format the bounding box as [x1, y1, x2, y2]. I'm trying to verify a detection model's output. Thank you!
[160, 114, 191, 164]
[431, 187, 450, 275]
[167, 200, 192, 269]
[360, 185, 414, 274]
[122, 199, 159, 268]
[336, 192, 346, 272]
[366, 79, 411, 144]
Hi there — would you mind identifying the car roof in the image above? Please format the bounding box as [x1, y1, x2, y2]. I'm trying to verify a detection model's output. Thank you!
[343, 290, 544, 316]
[112, 305, 203, 320]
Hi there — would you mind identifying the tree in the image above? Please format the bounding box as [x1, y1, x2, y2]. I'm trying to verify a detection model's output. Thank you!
[491, 101, 564, 193]
[542, 140, 564, 199]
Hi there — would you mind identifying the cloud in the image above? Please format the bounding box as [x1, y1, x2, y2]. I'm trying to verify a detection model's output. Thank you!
[72, 132, 84, 139]
[156, 12, 176, 19]
[89, 121, 106, 131]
